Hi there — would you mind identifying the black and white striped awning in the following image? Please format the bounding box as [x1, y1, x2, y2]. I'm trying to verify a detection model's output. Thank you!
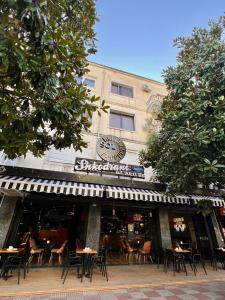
[0, 175, 103, 197]
[0, 175, 224, 207]
[190, 195, 225, 208]
[105, 186, 225, 207]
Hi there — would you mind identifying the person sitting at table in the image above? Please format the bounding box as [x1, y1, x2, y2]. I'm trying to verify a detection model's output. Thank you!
[172, 240, 183, 251]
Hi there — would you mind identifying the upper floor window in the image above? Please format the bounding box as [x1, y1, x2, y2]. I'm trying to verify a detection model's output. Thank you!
[76, 77, 95, 88]
[109, 111, 135, 131]
[84, 78, 95, 88]
[111, 82, 133, 98]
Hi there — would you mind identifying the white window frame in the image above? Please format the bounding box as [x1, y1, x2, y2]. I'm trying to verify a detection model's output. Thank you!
[75, 76, 96, 89]
[109, 110, 135, 132]
[111, 82, 134, 98]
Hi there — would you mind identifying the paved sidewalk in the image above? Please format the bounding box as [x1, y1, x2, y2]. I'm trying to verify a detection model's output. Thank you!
[1, 280, 225, 299]
[0, 264, 225, 299]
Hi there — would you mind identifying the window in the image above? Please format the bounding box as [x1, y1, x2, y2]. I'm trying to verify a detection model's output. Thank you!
[84, 78, 95, 88]
[111, 82, 133, 98]
[109, 112, 135, 131]
[75, 77, 95, 88]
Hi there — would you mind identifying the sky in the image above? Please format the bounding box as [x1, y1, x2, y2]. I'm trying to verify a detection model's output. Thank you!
[89, 0, 225, 82]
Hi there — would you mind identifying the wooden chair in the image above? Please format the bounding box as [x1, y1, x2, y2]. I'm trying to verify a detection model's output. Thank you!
[29, 238, 44, 265]
[49, 240, 68, 265]
[137, 241, 153, 263]
[123, 239, 136, 263]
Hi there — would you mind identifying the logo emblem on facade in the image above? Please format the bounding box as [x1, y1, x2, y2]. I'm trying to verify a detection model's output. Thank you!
[96, 135, 126, 163]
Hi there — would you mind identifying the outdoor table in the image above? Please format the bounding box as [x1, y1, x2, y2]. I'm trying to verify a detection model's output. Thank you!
[166, 248, 191, 275]
[0, 248, 25, 279]
[173, 249, 190, 274]
[174, 249, 191, 253]
[76, 249, 97, 282]
[0, 248, 25, 254]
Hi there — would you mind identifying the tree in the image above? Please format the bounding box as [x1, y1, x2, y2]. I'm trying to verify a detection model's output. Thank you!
[0, 0, 108, 159]
[196, 199, 216, 264]
[140, 17, 225, 194]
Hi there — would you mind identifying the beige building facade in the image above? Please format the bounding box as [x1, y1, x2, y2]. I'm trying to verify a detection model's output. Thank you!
[4, 62, 167, 180]
[0, 62, 224, 266]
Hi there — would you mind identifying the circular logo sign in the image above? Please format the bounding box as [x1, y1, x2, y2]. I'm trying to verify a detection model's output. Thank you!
[96, 135, 126, 163]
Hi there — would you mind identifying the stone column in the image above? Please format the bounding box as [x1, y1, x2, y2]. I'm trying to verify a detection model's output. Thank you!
[0, 195, 18, 248]
[158, 207, 172, 249]
[210, 210, 224, 248]
[86, 203, 101, 251]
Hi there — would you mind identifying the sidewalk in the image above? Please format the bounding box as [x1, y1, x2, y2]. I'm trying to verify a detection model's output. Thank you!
[0, 263, 225, 297]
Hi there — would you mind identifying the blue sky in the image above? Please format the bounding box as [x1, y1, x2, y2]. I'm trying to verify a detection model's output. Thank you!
[89, 0, 225, 82]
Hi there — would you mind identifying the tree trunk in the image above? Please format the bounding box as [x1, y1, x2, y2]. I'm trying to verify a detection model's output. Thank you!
[203, 215, 217, 269]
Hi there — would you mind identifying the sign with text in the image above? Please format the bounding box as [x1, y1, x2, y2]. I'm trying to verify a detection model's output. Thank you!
[74, 158, 145, 179]
[173, 217, 186, 232]
[96, 135, 126, 163]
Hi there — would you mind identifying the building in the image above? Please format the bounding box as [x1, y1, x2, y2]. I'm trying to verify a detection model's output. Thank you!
[0, 62, 224, 265]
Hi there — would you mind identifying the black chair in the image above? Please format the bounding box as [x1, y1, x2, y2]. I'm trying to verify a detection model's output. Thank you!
[165, 249, 187, 276]
[215, 248, 225, 269]
[89, 248, 108, 282]
[61, 251, 82, 284]
[186, 248, 207, 275]
[156, 248, 165, 269]
[1, 253, 28, 284]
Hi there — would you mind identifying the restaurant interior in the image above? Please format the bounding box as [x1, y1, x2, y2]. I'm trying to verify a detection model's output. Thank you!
[12, 197, 88, 266]
[100, 205, 157, 264]
[9, 195, 158, 266]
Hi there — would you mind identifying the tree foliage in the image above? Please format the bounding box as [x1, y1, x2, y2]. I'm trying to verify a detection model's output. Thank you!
[196, 199, 213, 217]
[0, 0, 108, 159]
[140, 17, 225, 193]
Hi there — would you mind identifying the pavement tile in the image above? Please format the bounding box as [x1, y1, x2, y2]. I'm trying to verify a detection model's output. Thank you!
[128, 289, 140, 293]
[83, 295, 100, 300]
[191, 293, 210, 299]
[186, 290, 202, 295]
[130, 291, 148, 299]
[166, 289, 184, 295]
[156, 290, 175, 297]
[145, 297, 165, 300]
[66, 294, 83, 300]
[142, 290, 161, 297]
[99, 292, 118, 300]
[193, 288, 209, 293]
[178, 295, 200, 300]
[165, 297, 182, 300]
[113, 293, 131, 300]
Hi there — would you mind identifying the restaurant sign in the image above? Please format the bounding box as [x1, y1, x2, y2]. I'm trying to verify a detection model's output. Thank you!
[173, 217, 186, 232]
[74, 158, 145, 179]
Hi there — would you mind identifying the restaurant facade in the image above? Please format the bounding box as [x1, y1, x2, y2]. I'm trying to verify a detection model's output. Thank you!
[0, 62, 225, 265]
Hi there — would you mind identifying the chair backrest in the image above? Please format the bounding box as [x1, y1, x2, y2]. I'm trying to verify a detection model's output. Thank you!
[58, 240, 68, 252]
[76, 238, 82, 249]
[29, 237, 38, 250]
[142, 241, 151, 253]
[123, 239, 133, 252]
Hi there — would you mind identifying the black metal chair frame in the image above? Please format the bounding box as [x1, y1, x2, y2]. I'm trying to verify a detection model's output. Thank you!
[1, 252, 29, 285]
[164, 249, 187, 276]
[61, 251, 82, 284]
[189, 249, 207, 275]
[89, 248, 108, 282]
